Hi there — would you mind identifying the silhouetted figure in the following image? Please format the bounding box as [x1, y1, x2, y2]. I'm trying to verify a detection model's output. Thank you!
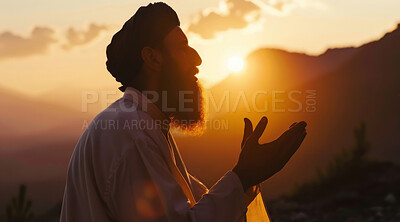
[60, 2, 307, 222]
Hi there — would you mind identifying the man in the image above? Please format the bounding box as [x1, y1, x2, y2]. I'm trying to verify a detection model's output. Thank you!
[60, 2, 307, 222]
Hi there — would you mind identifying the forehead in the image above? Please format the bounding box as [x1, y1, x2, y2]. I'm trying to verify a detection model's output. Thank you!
[163, 26, 188, 47]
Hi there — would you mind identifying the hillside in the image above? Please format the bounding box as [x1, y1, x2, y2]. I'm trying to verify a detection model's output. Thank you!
[0, 86, 89, 213]
[175, 24, 400, 199]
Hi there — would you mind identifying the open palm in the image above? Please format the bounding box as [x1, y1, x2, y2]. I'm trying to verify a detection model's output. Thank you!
[233, 117, 307, 191]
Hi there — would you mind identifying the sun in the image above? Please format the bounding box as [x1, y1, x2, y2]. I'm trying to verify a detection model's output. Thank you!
[227, 56, 244, 73]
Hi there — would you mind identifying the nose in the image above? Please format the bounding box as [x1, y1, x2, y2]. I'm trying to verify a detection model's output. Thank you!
[190, 46, 202, 67]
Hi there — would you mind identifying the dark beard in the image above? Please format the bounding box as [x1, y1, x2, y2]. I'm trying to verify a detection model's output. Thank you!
[159, 57, 205, 134]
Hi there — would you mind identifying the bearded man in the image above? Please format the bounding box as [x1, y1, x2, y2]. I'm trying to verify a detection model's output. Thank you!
[60, 2, 307, 222]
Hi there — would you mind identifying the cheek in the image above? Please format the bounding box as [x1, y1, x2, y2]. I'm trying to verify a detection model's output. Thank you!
[170, 48, 191, 69]
[171, 55, 190, 74]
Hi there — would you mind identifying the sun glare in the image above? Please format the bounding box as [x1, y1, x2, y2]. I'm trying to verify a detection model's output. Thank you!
[227, 56, 244, 73]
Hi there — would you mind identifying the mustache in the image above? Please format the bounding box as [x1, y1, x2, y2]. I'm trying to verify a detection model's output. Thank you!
[193, 67, 199, 74]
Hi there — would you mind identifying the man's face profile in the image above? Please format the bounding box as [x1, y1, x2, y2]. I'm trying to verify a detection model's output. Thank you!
[156, 26, 205, 133]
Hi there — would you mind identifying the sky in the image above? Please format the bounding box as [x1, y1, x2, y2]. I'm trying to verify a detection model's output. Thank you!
[1, 0, 400, 96]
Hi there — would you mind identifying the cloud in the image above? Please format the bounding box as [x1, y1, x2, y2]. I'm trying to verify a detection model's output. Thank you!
[62, 23, 108, 50]
[0, 23, 109, 60]
[0, 27, 57, 60]
[187, 0, 325, 39]
[187, 0, 262, 39]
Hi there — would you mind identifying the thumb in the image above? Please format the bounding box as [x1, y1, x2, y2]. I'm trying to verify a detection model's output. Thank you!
[241, 118, 253, 148]
[250, 116, 268, 143]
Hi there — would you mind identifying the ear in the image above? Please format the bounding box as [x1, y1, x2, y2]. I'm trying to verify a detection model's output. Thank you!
[141, 46, 163, 72]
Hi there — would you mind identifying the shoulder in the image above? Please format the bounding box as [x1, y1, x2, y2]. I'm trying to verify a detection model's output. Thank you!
[87, 98, 156, 135]
[81, 98, 165, 154]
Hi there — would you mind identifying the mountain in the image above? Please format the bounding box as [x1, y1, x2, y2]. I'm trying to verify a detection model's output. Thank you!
[36, 85, 123, 115]
[299, 23, 400, 163]
[0, 86, 90, 148]
[0, 86, 90, 213]
[174, 24, 400, 199]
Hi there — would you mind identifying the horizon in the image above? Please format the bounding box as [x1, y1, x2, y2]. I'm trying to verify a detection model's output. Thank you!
[0, 22, 399, 98]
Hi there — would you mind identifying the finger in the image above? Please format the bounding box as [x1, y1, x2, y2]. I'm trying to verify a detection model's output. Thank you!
[295, 121, 307, 129]
[289, 122, 297, 128]
[274, 122, 307, 166]
[277, 125, 304, 156]
[279, 121, 302, 142]
[285, 121, 307, 139]
[295, 132, 307, 149]
[287, 125, 306, 146]
[282, 131, 307, 162]
[241, 118, 253, 148]
[250, 116, 268, 143]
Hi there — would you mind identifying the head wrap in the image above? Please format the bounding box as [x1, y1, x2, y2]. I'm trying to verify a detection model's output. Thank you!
[106, 2, 180, 92]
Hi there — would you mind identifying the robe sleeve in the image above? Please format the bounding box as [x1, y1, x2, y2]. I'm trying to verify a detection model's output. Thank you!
[105, 135, 248, 222]
[189, 175, 271, 222]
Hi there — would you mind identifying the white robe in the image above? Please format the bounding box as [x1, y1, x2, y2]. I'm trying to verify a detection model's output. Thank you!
[60, 87, 270, 222]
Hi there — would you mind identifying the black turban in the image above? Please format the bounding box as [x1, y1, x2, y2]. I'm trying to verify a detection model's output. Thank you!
[106, 2, 180, 92]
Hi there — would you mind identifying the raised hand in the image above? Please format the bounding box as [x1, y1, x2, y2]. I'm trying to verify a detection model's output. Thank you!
[233, 116, 307, 191]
